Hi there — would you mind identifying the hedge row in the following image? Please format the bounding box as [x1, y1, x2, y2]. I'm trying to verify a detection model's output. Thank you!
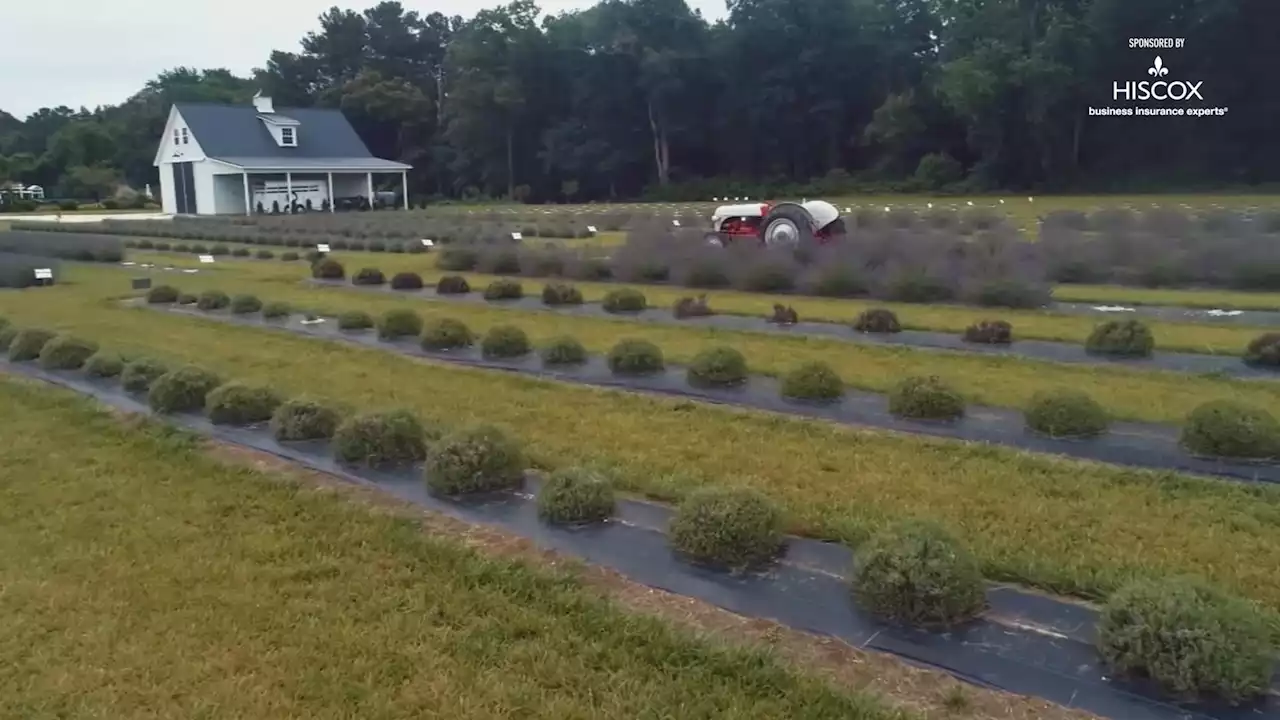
[148, 290, 1280, 461]
[3, 311, 1272, 703]
[327, 262, 1280, 366]
[122, 237, 430, 256]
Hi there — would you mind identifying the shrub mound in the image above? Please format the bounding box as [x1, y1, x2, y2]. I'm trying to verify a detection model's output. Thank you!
[177, 293, 197, 305]
[196, 290, 230, 311]
[390, 272, 424, 290]
[261, 301, 291, 319]
[121, 358, 168, 393]
[0, 325, 16, 352]
[668, 487, 783, 570]
[483, 278, 523, 300]
[851, 521, 986, 628]
[602, 288, 647, 313]
[337, 310, 374, 330]
[270, 397, 343, 441]
[146, 285, 180, 304]
[83, 351, 125, 378]
[537, 468, 616, 524]
[147, 365, 223, 414]
[780, 361, 845, 402]
[687, 346, 749, 388]
[1243, 332, 1280, 368]
[541, 335, 587, 366]
[1098, 578, 1273, 702]
[333, 409, 432, 467]
[541, 282, 584, 306]
[1024, 389, 1110, 438]
[436, 275, 471, 294]
[312, 258, 345, 280]
[420, 317, 474, 351]
[229, 294, 262, 314]
[1180, 400, 1280, 460]
[424, 424, 525, 495]
[377, 308, 423, 339]
[7, 328, 56, 361]
[206, 382, 284, 425]
[607, 339, 664, 375]
[351, 267, 386, 286]
[481, 325, 531, 358]
[962, 319, 1013, 344]
[37, 334, 99, 370]
[1085, 319, 1155, 358]
[673, 295, 712, 318]
[853, 308, 901, 333]
[281, 251, 300, 261]
[888, 376, 965, 421]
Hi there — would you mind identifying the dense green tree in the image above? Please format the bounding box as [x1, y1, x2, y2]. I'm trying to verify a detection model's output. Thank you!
[2, 0, 1276, 201]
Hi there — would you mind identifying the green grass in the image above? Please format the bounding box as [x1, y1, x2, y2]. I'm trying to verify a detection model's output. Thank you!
[0, 375, 914, 720]
[97, 261, 1280, 426]
[1053, 284, 1280, 311]
[127, 249, 1278, 357]
[4, 268, 1280, 618]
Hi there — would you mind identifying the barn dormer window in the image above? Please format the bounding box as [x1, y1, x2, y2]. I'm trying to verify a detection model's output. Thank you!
[180, 128, 189, 145]
[281, 127, 296, 147]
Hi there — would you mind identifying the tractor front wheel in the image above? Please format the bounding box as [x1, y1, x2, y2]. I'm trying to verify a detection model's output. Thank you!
[703, 232, 727, 248]
[758, 205, 813, 250]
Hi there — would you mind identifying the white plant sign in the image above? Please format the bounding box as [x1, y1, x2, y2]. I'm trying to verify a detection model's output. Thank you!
[421, 238, 435, 247]
[198, 255, 215, 263]
[511, 232, 523, 240]
[33, 268, 53, 280]
[317, 243, 331, 253]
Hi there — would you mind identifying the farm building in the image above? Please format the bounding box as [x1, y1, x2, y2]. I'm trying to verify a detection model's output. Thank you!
[153, 94, 411, 216]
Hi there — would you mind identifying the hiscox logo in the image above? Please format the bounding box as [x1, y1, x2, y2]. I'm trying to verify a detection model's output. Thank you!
[1113, 57, 1204, 101]
[1090, 50, 1228, 117]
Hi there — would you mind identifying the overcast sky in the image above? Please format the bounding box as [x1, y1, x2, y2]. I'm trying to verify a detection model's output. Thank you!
[1, 0, 728, 119]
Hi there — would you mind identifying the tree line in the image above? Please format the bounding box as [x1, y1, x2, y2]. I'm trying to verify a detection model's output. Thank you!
[1, 0, 1275, 204]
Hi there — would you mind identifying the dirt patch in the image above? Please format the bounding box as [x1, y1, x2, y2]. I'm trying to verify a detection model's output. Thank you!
[203, 440, 1098, 720]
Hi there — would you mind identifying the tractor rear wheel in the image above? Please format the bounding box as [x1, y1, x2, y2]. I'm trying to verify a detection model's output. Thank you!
[757, 204, 814, 250]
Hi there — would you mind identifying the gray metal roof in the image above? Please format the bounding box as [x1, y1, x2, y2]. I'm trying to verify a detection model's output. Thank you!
[174, 102, 410, 168]
[209, 157, 412, 171]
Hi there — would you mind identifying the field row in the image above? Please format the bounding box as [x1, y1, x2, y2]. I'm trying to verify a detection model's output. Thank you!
[127, 248, 1280, 356]
[103, 262, 1280, 426]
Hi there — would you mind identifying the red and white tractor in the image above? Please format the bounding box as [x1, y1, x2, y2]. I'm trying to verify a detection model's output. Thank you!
[704, 200, 846, 249]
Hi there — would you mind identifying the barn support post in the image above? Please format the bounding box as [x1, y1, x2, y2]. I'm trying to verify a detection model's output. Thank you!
[285, 172, 293, 213]
[241, 173, 251, 216]
[402, 171, 409, 210]
[327, 173, 334, 212]
[366, 173, 374, 208]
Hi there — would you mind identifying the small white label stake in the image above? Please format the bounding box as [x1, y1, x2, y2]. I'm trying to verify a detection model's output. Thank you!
[421, 238, 435, 247]
[586, 225, 597, 233]
[511, 232, 523, 240]
[198, 255, 215, 263]
[33, 268, 53, 280]
[316, 243, 331, 253]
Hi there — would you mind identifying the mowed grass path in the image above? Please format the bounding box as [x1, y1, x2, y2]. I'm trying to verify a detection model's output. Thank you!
[130, 249, 1277, 355]
[97, 261, 1279, 425]
[0, 377, 911, 720]
[3, 273, 1280, 616]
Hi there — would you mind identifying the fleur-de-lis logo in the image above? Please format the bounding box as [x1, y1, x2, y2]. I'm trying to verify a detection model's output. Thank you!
[1148, 56, 1169, 77]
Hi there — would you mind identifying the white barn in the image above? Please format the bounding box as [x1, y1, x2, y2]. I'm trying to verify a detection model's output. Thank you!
[154, 95, 412, 215]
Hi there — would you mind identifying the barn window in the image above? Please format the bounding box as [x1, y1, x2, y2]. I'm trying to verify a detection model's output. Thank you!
[180, 128, 188, 145]
[173, 128, 180, 145]
[281, 127, 296, 146]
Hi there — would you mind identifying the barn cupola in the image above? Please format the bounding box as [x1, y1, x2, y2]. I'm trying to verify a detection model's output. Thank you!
[253, 91, 300, 148]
